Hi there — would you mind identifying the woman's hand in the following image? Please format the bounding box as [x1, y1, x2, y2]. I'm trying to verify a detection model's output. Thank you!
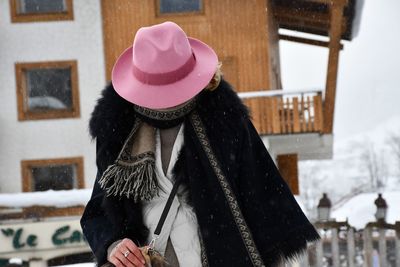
[108, 238, 147, 267]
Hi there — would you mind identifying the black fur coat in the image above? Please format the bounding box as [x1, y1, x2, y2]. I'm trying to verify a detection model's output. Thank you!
[80, 80, 319, 267]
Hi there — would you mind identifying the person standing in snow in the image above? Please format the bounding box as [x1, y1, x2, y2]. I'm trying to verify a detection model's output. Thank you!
[80, 21, 319, 267]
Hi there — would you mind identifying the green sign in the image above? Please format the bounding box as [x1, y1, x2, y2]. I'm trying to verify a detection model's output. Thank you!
[52, 225, 85, 245]
[0, 225, 86, 250]
[0, 228, 37, 249]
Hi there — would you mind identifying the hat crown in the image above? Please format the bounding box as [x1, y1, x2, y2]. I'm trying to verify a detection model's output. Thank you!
[132, 22, 192, 74]
[111, 21, 218, 109]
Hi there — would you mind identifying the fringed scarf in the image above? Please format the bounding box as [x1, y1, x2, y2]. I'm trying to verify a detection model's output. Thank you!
[98, 98, 197, 202]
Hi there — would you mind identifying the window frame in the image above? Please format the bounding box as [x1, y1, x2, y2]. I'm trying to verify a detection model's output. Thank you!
[21, 157, 84, 192]
[9, 0, 74, 23]
[155, 0, 205, 17]
[15, 60, 80, 121]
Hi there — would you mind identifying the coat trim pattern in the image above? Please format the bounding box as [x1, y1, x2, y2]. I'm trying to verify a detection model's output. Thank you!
[190, 111, 265, 267]
[198, 229, 210, 267]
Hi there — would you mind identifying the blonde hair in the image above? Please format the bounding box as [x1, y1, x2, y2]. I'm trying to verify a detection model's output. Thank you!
[204, 62, 222, 91]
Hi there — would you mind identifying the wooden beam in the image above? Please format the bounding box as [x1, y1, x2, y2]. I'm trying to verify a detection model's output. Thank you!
[292, 97, 300, 132]
[0, 206, 84, 220]
[271, 97, 280, 134]
[306, 96, 313, 131]
[279, 34, 343, 50]
[323, 0, 347, 133]
[313, 93, 324, 132]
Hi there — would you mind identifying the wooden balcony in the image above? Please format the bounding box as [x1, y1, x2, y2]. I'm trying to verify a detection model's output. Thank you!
[239, 90, 324, 135]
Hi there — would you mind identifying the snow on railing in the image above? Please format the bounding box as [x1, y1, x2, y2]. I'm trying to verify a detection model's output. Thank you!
[238, 88, 323, 99]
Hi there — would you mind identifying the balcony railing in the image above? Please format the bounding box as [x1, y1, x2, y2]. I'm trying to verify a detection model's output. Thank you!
[239, 89, 324, 135]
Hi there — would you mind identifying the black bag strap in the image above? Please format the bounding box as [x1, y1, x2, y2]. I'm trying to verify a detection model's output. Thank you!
[154, 177, 183, 236]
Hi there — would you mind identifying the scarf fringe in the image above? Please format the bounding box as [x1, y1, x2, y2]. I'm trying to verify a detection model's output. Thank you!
[98, 157, 159, 202]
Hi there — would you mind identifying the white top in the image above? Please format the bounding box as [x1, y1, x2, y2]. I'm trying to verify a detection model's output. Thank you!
[141, 124, 202, 267]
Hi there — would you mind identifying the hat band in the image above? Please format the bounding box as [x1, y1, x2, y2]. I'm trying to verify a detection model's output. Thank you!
[132, 53, 196, 85]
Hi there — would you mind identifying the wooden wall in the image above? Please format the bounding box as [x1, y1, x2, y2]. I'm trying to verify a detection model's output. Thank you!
[101, 0, 281, 129]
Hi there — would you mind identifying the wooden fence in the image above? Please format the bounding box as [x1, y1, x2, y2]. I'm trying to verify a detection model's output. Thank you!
[239, 90, 324, 135]
[287, 220, 400, 267]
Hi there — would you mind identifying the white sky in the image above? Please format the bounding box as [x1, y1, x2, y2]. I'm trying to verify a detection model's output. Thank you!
[279, 0, 400, 142]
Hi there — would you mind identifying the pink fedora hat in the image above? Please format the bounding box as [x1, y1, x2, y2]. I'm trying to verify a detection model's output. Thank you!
[111, 21, 218, 109]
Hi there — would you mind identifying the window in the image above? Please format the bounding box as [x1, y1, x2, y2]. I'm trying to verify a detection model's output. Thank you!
[19, 0, 66, 13]
[16, 61, 80, 121]
[21, 157, 84, 192]
[157, 0, 203, 15]
[10, 0, 74, 23]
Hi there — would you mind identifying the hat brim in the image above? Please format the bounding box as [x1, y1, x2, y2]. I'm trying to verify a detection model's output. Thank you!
[111, 38, 218, 110]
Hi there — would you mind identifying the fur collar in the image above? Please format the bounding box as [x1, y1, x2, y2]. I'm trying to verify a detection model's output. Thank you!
[88, 79, 249, 143]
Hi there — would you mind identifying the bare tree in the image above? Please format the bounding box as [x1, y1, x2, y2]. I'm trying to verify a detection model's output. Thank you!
[299, 161, 327, 218]
[386, 132, 400, 177]
[360, 140, 388, 190]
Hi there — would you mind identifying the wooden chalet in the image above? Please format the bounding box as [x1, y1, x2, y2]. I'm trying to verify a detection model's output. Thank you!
[0, 1, 364, 266]
[1, 0, 363, 228]
[101, 0, 363, 194]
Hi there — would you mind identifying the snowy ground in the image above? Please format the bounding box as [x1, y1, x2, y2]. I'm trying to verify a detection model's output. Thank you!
[332, 191, 400, 229]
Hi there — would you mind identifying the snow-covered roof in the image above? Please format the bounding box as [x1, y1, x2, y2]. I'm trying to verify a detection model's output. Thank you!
[0, 189, 92, 208]
[332, 191, 400, 229]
